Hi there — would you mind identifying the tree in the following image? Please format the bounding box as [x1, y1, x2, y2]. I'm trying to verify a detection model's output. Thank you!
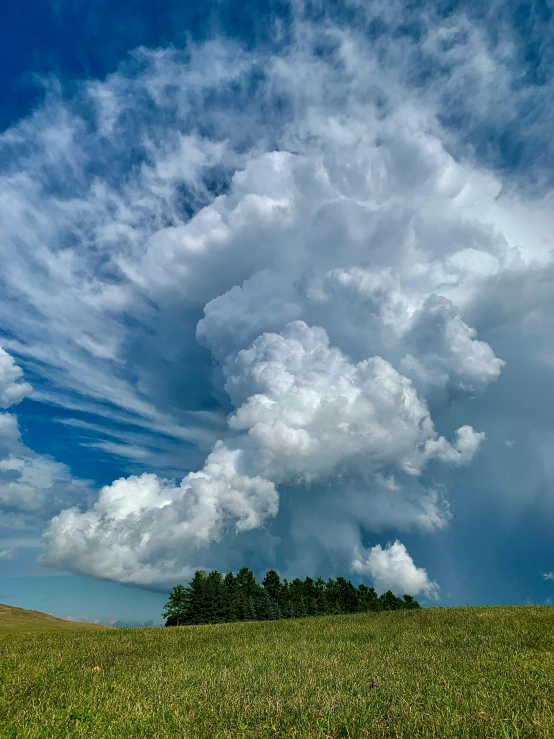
[358, 583, 380, 612]
[257, 590, 273, 620]
[224, 572, 239, 621]
[402, 594, 421, 610]
[186, 570, 209, 624]
[162, 584, 188, 626]
[205, 570, 226, 623]
[336, 576, 359, 613]
[314, 577, 329, 616]
[164, 567, 423, 627]
[262, 570, 282, 601]
[236, 567, 262, 600]
[247, 596, 258, 621]
[379, 590, 403, 611]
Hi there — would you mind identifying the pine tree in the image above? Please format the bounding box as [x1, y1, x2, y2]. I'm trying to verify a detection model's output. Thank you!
[336, 576, 359, 613]
[236, 567, 262, 600]
[296, 595, 308, 618]
[186, 570, 209, 624]
[164, 567, 422, 627]
[247, 596, 258, 621]
[358, 583, 379, 612]
[257, 590, 273, 620]
[205, 570, 226, 623]
[262, 569, 282, 602]
[224, 572, 239, 621]
[237, 596, 249, 621]
[314, 577, 329, 616]
[281, 600, 292, 619]
[162, 584, 188, 626]
[402, 594, 421, 610]
[326, 578, 342, 614]
[379, 590, 403, 611]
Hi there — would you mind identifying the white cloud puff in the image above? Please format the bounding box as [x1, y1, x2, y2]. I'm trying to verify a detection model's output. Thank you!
[0, 347, 32, 409]
[352, 540, 439, 598]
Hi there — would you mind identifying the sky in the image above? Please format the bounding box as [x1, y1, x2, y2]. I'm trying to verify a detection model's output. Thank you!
[1, 0, 554, 626]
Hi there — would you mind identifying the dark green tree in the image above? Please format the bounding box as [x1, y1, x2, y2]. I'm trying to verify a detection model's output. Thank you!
[357, 583, 380, 612]
[325, 578, 342, 614]
[402, 594, 421, 609]
[186, 569, 209, 624]
[162, 584, 188, 626]
[262, 570, 282, 601]
[224, 572, 239, 621]
[205, 570, 226, 623]
[257, 590, 273, 620]
[247, 596, 258, 621]
[379, 590, 404, 611]
[314, 577, 329, 616]
[164, 567, 423, 627]
[336, 576, 359, 613]
[236, 567, 262, 600]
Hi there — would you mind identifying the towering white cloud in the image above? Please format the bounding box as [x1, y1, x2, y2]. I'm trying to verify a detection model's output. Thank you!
[1, 3, 552, 593]
[43, 319, 484, 585]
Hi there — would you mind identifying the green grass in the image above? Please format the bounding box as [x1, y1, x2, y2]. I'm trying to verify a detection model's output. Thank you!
[1, 606, 554, 738]
[0, 604, 112, 634]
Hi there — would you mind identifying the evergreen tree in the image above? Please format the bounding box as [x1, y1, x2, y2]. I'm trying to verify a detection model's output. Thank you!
[186, 570, 209, 624]
[205, 570, 226, 623]
[325, 578, 342, 614]
[281, 599, 292, 619]
[379, 590, 404, 611]
[257, 590, 273, 620]
[402, 594, 421, 610]
[314, 577, 329, 616]
[336, 576, 359, 613]
[162, 584, 188, 626]
[357, 583, 380, 612]
[262, 570, 282, 602]
[237, 596, 250, 622]
[296, 595, 308, 618]
[224, 572, 239, 621]
[247, 596, 258, 621]
[164, 567, 423, 627]
[236, 567, 262, 600]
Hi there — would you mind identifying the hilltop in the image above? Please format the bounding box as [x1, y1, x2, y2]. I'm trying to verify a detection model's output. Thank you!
[1, 606, 553, 737]
[0, 602, 112, 633]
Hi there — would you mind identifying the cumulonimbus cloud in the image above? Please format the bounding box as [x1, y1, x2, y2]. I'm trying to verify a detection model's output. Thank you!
[1, 3, 552, 594]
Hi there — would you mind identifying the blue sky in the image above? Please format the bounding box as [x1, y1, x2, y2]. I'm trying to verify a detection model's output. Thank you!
[1, 0, 554, 626]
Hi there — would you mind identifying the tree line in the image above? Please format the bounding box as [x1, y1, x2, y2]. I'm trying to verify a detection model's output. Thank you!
[162, 567, 421, 626]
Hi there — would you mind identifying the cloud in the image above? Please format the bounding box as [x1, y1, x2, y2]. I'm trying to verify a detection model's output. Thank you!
[0, 347, 32, 409]
[543, 572, 554, 581]
[0, 2, 552, 593]
[0, 345, 90, 528]
[42, 320, 483, 585]
[0, 548, 15, 560]
[352, 540, 439, 598]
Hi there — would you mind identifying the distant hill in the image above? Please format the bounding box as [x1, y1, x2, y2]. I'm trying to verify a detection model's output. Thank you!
[0, 603, 112, 633]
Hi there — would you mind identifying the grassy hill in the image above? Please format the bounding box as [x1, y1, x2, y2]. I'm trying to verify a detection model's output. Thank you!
[1, 606, 553, 738]
[0, 602, 112, 633]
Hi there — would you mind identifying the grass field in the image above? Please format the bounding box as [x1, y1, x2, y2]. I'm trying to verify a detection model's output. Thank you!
[1, 606, 553, 738]
[0, 604, 111, 634]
